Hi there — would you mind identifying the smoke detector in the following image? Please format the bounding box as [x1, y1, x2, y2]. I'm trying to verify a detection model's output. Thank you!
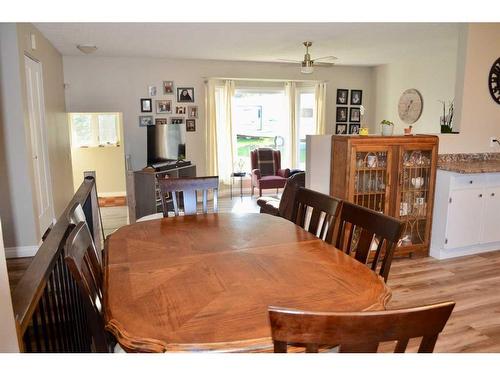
[77, 44, 98, 54]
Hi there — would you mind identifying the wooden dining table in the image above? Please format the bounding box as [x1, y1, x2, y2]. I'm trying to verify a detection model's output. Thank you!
[104, 212, 391, 352]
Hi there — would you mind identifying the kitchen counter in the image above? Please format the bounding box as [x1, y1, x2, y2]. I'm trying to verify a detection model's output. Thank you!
[438, 153, 500, 174]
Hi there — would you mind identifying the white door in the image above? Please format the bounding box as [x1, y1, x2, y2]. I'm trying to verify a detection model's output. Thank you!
[24, 55, 55, 238]
[444, 188, 484, 249]
[480, 187, 500, 244]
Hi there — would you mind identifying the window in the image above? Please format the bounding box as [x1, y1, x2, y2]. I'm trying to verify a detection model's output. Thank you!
[70, 113, 120, 147]
[296, 90, 315, 170]
[232, 89, 288, 172]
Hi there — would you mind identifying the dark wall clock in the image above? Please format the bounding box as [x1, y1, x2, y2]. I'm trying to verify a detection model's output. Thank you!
[489, 57, 500, 104]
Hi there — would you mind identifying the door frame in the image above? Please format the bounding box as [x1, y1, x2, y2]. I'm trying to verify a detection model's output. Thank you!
[24, 54, 56, 239]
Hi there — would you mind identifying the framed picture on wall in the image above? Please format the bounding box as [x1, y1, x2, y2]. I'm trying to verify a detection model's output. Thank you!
[350, 90, 363, 105]
[148, 85, 157, 97]
[171, 117, 184, 125]
[186, 119, 196, 132]
[349, 123, 360, 134]
[175, 106, 186, 115]
[155, 118, 168, 125]
[350, 107, 361, 122]
[336, 107, 348, 122]
[156, 100, 172, 114]
[177, 87, 195, 102]
[163, 81, 174, 94]
[188, 106, 198, 118]
[336, 124, 347, 134]
[336, 89, 349, 105]
[139, 115, 154, 127]
[140, 98, 152, 113]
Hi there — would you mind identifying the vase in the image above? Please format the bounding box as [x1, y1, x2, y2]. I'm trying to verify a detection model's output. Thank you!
[381, 123, 394, 136]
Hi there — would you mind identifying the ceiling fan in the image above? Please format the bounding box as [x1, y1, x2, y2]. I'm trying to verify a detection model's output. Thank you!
[278, 41, 338, 74]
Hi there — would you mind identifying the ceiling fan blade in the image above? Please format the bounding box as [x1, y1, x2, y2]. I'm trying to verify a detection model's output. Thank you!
[314, 62, 336, 67]
[313, 55, 338, 62]
[276, 58, 303, 63]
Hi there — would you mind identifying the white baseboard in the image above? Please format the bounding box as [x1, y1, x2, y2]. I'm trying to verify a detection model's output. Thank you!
[5, 245, 39, 259]
[430, 241, 500, 260]
[98, 191, 126, 198]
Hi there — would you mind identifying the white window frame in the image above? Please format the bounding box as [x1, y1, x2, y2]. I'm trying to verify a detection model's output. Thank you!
[69, 112, 121, 148]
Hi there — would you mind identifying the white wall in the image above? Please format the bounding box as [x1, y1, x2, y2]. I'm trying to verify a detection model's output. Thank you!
[305, 135, 332, 194]
[17, 24, 74, 217]
[438, 23, 500, 154]
[373, 42, 458, 135]
[63, 56, 375, 174]
[0, 219, 20, 352]
[1, 23, 71, 257]
[0, 24, 39, 250]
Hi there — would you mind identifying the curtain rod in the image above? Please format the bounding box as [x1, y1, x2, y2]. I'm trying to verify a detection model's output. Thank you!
[204, 77, 328, 84]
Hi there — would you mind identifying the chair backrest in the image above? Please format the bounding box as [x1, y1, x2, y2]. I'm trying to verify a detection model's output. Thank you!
[64, 221, 108, 352]
[278, 172, 306, 221]
[291, 187, 341, 243]
[250, 148, 281, 176]
[158, 176, 219, 217]
[268, 301, 455, 353]
[67, 202, 102, 266]
[67, 202, 87, 225]
[335, 201, 404, 282]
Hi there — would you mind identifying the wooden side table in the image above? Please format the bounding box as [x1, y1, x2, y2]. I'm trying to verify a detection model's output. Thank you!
[230, 172, 246, 200]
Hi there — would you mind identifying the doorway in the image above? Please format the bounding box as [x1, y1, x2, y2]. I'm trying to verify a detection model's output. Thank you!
[68, 112, 128, 235]
[24, 55, 55, 238]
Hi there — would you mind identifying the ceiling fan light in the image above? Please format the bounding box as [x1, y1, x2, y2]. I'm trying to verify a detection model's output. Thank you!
[300, 64, 314, 74]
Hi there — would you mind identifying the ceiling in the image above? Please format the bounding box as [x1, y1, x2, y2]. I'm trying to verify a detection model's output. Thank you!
[34, 23, 460, 66]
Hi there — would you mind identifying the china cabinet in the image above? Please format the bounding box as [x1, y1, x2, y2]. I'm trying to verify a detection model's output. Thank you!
[330, 135, 439, 258]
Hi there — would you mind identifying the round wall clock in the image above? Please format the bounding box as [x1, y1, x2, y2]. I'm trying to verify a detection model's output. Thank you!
[398, 89, 424, 124]
[488, 57, 500, 104]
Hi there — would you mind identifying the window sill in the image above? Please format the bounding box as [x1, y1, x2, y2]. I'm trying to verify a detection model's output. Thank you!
[75, 144, 120, 149]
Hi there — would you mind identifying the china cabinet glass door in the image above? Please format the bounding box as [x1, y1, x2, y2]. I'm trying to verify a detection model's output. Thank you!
[351, 147, 392, 214]
[396, 145, 435, 248]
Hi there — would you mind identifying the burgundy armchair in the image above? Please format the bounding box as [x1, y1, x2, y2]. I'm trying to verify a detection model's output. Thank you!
[250, 148, 290, 197]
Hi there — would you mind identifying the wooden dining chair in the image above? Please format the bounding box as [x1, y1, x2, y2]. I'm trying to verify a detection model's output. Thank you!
[158, 176, 219, 217]
[334, 201, 404, 282]
[67, 202, 87, 225]
[67, 202, 103, 266]
[290, 187, 342, 243]
[268, 301, 455, 353]
[64, 221, 108, 352]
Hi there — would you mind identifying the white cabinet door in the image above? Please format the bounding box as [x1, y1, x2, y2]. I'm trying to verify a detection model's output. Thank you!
[445, 188, 484, 249]
[480, 187, 500, 244]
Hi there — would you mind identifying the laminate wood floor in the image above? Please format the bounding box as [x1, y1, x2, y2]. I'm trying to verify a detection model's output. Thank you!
[6, 196, 500, 352]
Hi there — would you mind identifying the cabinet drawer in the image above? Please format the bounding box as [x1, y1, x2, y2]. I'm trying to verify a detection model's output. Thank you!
[450, 174, 487, 189]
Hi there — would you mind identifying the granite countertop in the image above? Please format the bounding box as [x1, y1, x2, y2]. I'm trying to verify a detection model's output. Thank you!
[438, 153, 500, 174]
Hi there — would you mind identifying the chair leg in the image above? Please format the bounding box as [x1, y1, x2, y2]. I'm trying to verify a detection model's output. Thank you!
[251, 185, 254, 196]
[259, 188, 262, 197]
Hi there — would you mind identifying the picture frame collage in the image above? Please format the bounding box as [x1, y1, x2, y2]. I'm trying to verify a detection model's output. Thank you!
[139, 81, 197, 132]
[335, 88, 362, 135]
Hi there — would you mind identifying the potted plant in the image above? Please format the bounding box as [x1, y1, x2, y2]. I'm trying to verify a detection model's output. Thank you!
[380, 120, 394, 136]
[439, 100, 454, 133]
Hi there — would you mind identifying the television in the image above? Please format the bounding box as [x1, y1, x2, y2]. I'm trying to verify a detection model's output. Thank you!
[147, 123, 186, 164]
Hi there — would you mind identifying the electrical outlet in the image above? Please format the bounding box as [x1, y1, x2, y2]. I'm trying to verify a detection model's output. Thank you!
[490, 137, 500, 148]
